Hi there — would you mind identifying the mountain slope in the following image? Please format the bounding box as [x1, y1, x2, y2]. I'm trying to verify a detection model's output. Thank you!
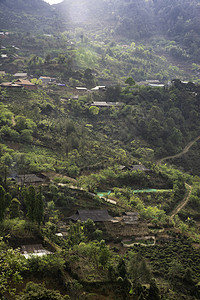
[0, 0, 57, 33]
[153, 0, 200, 62]
[57, 0, 157, 40]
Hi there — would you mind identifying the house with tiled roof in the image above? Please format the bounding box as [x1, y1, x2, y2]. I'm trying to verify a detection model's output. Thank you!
[15, 79, 37, 90]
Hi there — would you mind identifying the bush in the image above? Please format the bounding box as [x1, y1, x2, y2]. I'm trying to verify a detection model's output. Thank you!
[17, 281, 69, 299]
[20, 129, 33, 143]
[0, 125, 20, 141]
[0, 219, 40, 238]
[27, 254, 65, 278]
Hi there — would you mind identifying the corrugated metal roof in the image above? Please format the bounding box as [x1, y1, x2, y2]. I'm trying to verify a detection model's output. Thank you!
[14, 73, 27, 77]
[129, 165, 150, 171]
[123, 212, 139, 224]
[21, 244, 52, 258]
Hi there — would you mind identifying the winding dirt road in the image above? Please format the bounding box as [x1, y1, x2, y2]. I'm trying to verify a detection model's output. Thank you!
[156, 136, 200, 219]
[157, 135, 200, 165]
[170, 183, 192, 220]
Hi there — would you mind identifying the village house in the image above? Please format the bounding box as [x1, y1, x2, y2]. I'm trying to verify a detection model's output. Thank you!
[39, 76, 56, 85]
[0, 82, 22, 88]
[15, 79, 37, 90]
[0, 32, 7, 39]
[21, 244, 52, 259]
[1, 79, 37, 90]
[122, 212, 139, 224]
[14, 72, 28, 78]
[76, 87, 88, 91]
[91, 85, 106, 92]
[15, 173, 49, 185]
[137, 79, 164, 87]
[119, 164, 151, 172]
[1, 54, 8, 59]
[90, 101, 122, 108]
[148, 83, 165, 87]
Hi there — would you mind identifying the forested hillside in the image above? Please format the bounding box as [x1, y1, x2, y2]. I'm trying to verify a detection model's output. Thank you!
[57, 0, 200, 63]
[1, 1, 200, 299]
[153, 0, 200, 62]
[0, 0, 60, 33]
[58, 0, 156, 40]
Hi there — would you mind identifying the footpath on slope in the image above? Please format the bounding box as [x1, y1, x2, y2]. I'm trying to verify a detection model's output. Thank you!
[156, 136, 200, 219]
[156, 135, 200, 165]
[170, 183, 192, 221]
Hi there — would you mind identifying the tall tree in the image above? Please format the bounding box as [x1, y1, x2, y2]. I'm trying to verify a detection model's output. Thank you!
[34, 187, 44, 225]
[9, 198, 21, 219]
[24, 185, 36, 222]
[0, 185, 6, 221]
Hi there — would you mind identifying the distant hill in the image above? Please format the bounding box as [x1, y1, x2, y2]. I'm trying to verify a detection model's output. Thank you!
[55, 0, 200, 62]
[0, 0, 59, 33]
[153, 0, 200, 62]
[57, 0, 157, 40]
[1, 0, 200, 62]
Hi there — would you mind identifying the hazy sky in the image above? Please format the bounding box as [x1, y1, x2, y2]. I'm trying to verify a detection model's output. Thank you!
[44, 0, 63, 4]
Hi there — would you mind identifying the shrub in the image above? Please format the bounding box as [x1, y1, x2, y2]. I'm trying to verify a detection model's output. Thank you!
[17, 281, 69, 299]
[27, 254, 65, 277]
[0, 125, 20, 141]
[20, 129, 33, 143]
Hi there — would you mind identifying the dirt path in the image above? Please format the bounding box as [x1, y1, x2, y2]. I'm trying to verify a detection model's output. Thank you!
[156, 136, 198, 219]
[12, 115, 16, 126]
[157, 135, 200, 165]
[170, 183, 192, 220]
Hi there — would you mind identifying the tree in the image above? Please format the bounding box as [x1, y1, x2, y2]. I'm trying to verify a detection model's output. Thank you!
[117, 258, 127, 278]
[20, 129, 33, 143]
[84, 68, 93, 80]
[30, 78, 42, 85]
[125, 77, 135, 86]
[45, 53, 51, 64]
[89, 106, 99, 116]
[24, 185, 36, 222]
[147, 279, 160, 300]
[9, 198, 21, 219]
[108, 265, 116, 282]
[18, 281, 69, 300]
[168, 259, 185, 281]
[83, 218, 96, 239]
[24, 186, 44, 224]
[34, 187, 44, 225]
[15, 116, 28, 131]
[128, 253, 152, 284]
[0, 185, 6, 221]
[106, 85, 121, 101]
[58, 54, 66, 64]
[183, 268, 194, 285]
[98, 240, 110, 268]
[0, 239, 27, 298]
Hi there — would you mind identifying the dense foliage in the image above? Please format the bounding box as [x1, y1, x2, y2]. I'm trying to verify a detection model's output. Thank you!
[1, 0, 200, 299]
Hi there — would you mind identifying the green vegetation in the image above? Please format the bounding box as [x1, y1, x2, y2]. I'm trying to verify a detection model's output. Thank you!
[1, 0, 200, 299]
